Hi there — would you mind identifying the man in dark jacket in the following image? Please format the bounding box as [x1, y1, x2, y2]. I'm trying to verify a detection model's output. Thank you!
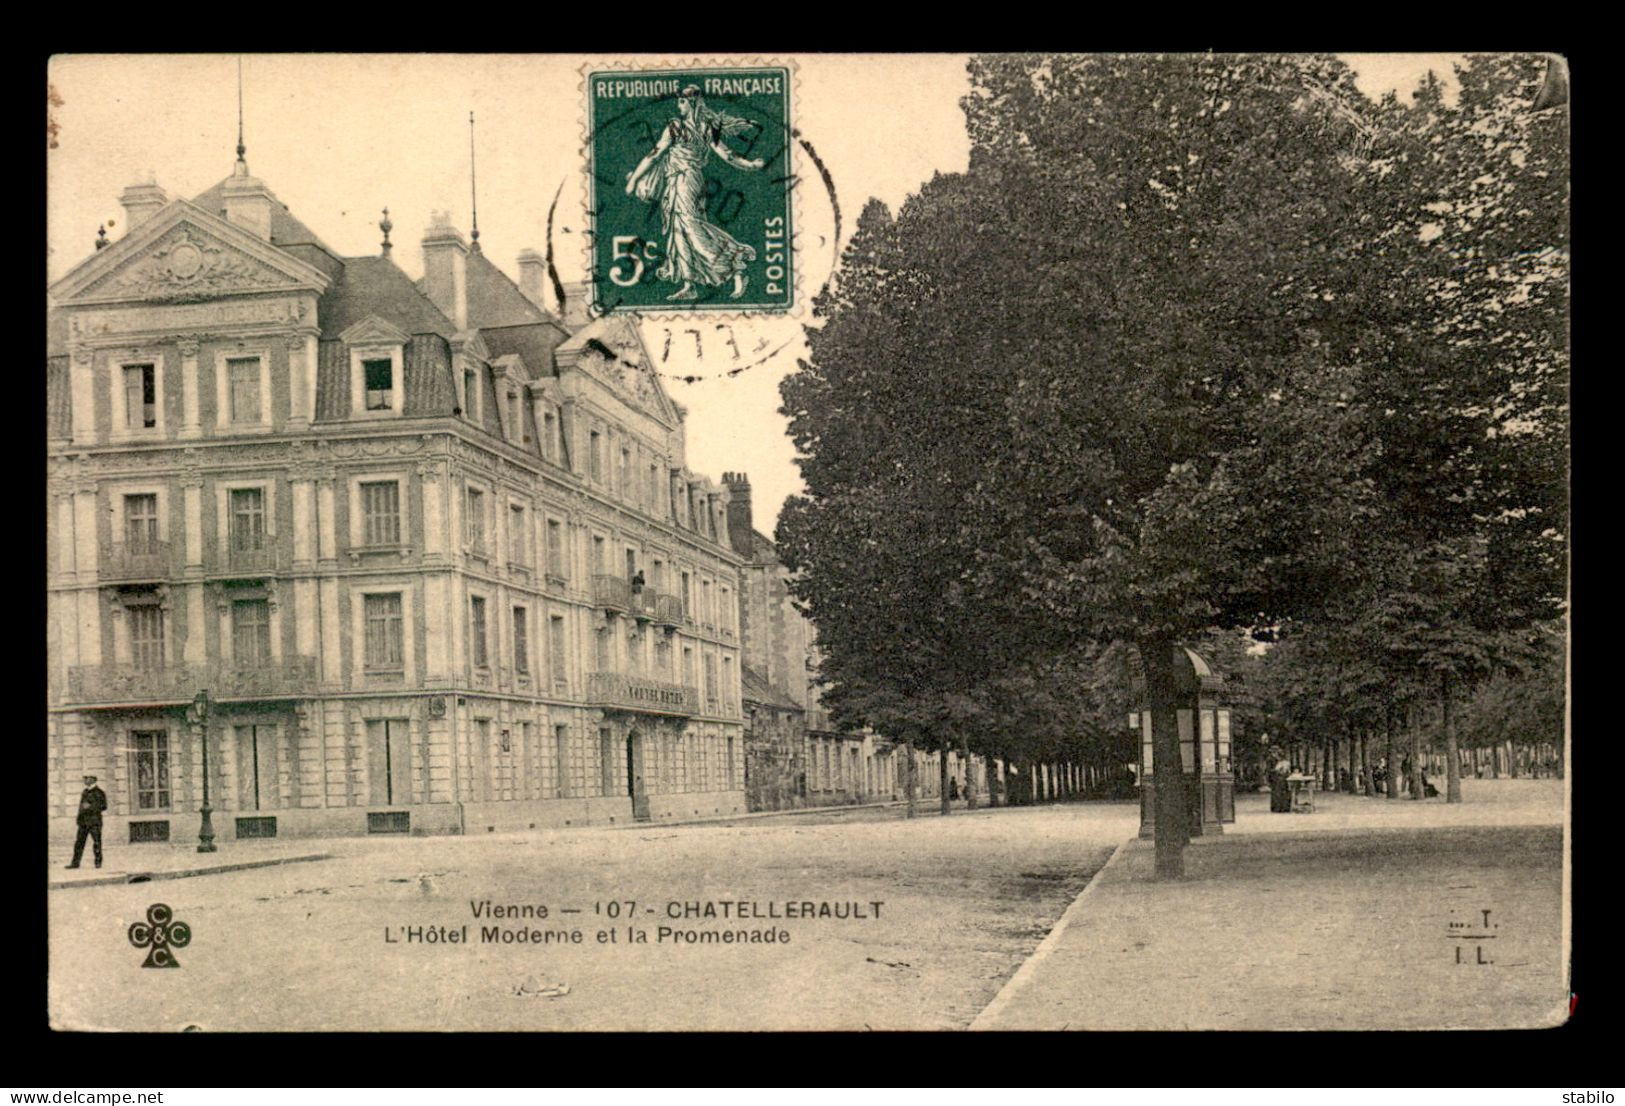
[67, 774, 106, 869]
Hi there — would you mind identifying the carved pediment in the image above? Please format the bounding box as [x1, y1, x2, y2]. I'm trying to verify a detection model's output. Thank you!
[571, 317, 677, 426]
[49, 200, 330, 307]
[339, 316, 409, 347]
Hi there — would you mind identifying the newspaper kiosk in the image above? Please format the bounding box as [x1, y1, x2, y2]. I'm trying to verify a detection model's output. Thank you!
[1134, 648, 1236, 838]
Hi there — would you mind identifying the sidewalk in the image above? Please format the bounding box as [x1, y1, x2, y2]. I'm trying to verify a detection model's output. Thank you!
[48, 839, 332, 890]
[973, 779, 1567, 1031]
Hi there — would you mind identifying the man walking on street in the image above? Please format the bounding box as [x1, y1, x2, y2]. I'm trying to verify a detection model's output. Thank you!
[67, 774, 106, 869]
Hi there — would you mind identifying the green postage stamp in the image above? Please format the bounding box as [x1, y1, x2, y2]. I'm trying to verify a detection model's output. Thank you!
[587, 65, 794, 315]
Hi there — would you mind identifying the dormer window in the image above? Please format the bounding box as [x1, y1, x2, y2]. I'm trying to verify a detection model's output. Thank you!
[339, 318, 409, 420]
[364, 359, 394, 410]
[463, 368, 479, 422]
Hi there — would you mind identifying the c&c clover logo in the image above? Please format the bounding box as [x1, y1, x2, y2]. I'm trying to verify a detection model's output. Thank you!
[129, 903, 191, 968]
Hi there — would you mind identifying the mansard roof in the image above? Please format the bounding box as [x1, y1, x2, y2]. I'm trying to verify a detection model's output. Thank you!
[741, 664, 803, 712]
[482, 322, 570, 382]
[190, 177, 337, 258]
[462, 249, 563, 329]
[317, 255, 457, 341]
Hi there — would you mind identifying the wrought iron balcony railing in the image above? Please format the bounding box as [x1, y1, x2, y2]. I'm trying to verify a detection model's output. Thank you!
[224, 541, 284, 574]
[586, 671, 699, 717]
[592, 574, 631, 612]
[98, 540, 174, 582]
[62, 656, 319, 706]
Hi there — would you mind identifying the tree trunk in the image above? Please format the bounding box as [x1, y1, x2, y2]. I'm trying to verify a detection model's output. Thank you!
[1508, 740, 1519, 779]
[1443, 674, 1462, 803]
[1360, 729, 1373, 796]
[1409, 715, 1425, 801]
[1140, 638, 1188, 880]
[962, 732, 977, 810]
[1385, 703, 1399, 799]
[940, 730, 952, 817]
[903, 738, 917, 818]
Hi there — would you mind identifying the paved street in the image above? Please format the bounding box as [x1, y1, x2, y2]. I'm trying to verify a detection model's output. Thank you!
[49, 801, 1137, 1031]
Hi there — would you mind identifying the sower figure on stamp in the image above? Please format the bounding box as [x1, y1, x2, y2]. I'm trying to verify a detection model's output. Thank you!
[625, 85, 765, 301]
[67, 774, 106, 869]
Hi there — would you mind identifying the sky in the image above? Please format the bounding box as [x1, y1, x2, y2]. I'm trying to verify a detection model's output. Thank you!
[46, 53, 1461, 535]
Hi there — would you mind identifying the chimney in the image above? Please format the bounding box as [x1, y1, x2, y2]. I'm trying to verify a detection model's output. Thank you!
[118, 181, 168, 233]
[723, 472, 754, 555]
[221, 165, 275, 240]
[421, 211, 469, 330]
[558, 281, 594, 330]
[517, 249, 547, 308]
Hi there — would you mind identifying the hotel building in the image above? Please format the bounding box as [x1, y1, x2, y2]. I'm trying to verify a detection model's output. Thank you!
[46, 151, 747, 844]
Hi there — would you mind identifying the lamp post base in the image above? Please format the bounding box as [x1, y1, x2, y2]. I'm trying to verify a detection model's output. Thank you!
[197, 807, 217, 853]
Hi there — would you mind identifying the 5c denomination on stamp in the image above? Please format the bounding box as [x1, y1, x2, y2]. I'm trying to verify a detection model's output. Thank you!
[587, 64, 794, 315]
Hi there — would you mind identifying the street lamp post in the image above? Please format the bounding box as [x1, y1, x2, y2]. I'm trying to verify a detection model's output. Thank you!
[187, 689, 217, 853]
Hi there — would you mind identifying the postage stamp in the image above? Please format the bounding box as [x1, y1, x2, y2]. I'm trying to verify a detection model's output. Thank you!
[586, 64, 795, 315]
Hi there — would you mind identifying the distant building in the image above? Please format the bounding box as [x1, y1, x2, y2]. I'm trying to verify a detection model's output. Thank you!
[47, 148, 748, 844]
[724, 472, 989, 809]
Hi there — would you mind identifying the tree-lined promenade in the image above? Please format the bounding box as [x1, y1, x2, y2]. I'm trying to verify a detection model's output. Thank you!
[776, 54, 1568, 878]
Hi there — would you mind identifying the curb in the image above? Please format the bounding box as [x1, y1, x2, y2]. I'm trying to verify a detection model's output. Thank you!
[48, 852, 334, 890]
[968, 835, 1138, 1031]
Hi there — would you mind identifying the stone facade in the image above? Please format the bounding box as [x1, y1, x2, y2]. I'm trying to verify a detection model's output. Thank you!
[47, 157, 747, 845]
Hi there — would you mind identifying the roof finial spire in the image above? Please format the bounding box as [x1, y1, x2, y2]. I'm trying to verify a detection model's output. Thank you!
[468, 110, 481, 253]
[94, 224, 109, 251]
[380, 207, 393, 255]
[235, 56, 247, 172]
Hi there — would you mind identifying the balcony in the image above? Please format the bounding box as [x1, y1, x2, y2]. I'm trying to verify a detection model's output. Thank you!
[592, 574, 631, 613]
[62, 656, 319, 707]
[221, 541, 284, 576]
[586, 671, 699, 717]
[98, 540, 174, 582]
[652, 593, 684, 629]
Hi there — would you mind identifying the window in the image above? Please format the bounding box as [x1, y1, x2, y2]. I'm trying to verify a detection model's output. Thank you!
[620, 447, 631, 495]
[513, 606, 529, 675]
[680, 572, 691, 618]
[129, 730, 170, 811]
[128, 603, 165, 669]
[364, 359, 394, 411]
[509, 505, 528, 566]
[726, 736, 736, 787]
[361, 481, 401, 546]
[465, 487, 486, 551]
[470, 595, 489, 668]
[229, 488, 266, 551]
[648, 464, 659, 511]
[655, 638, 671, 672]
[463, 368, 479, 422]
[627, 626, 642, 673]
[720, 586, 732, 631]
[507, 391, 520, 438]
[549, 615, 567, 687]
[546, 519, 565, 578]
[542, 411, 557, 461]
[595, 626, 610, 670]
[704, 654, 718, 709]
[554, 724, 571, 798]
[590, 430, 603, 482]
[592, 535, 606, 575]
[232, 598, 272, 666]
[682, 645, 694, 686]
[600, 727, 616, 797]
[123, 365, 156, 429]
[229, 357, 263, 422]
[125, 494, 159, 550]
[363, 593, 404, 669]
